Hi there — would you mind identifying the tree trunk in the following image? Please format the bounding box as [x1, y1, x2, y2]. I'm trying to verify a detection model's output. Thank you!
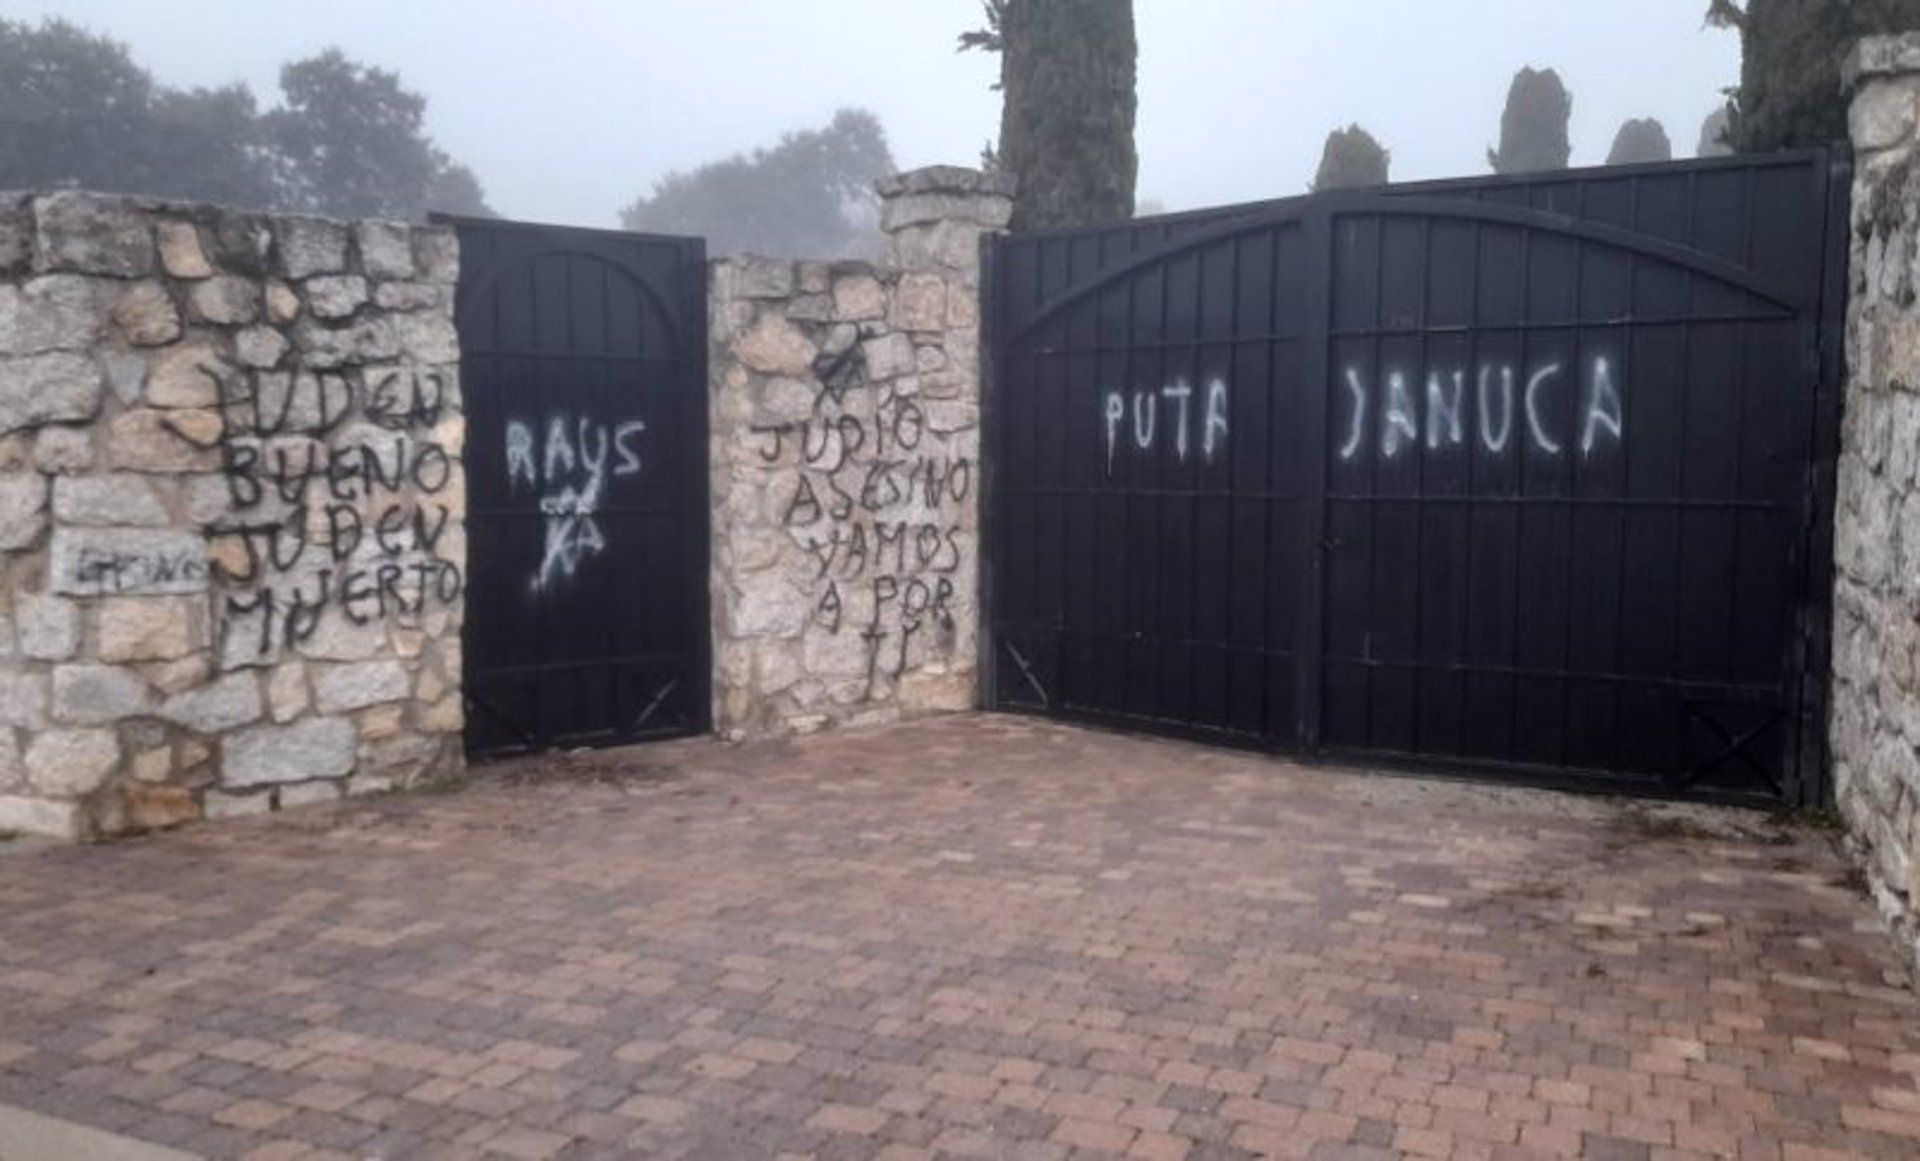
[997, 0, 1137, 232]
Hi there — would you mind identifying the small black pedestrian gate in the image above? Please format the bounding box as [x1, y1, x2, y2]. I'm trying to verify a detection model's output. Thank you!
[984, 150, 1849, 804]
[450, 218, 710, 758]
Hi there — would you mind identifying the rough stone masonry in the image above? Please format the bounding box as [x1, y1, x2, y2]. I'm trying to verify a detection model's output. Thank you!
[708, 168, 1012, 736]
[0, 192, 465, 840]
[1833, 34, 1920, 966]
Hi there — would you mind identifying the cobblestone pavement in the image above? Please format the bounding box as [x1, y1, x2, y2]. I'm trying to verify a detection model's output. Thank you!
[1, 714, 1918, 1160]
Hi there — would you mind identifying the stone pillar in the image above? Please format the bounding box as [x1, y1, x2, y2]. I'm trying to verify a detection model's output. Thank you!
[706, 167, 1011, 738]
[1833, 34, 1920, 964]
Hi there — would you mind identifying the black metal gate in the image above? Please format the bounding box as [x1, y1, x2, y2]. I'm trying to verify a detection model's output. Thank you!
[984, 151, 1849, 804]
[450, 217, 710, 758]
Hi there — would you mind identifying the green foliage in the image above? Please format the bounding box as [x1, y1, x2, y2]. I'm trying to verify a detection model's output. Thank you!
[1488, 67, 1573, 174]
[619, 109, 895, 257]
[267, 49, 486, 220]
[1312, 125, 1391, 192]
[0, 18, 273, 207]
[0, 19, 487, 220]
[963, 0, 1138, 232]
[1606, 118, 1673, 165]
[1708, 0, 1920, 152]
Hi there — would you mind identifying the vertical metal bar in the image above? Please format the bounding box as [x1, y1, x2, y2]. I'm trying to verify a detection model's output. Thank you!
[977, 234, 1002, 711]
[1666, 172, 1700, 788]
[1556, 184, 1588, 770]
[1504, 222, 1535, 760]
[685, 236, 713, 733]
[1296, 205, 1334, 750]
[1609, 178, 1642, 772]
[1412, 216, 1432, 754]
[1793, 148, 1852, 807]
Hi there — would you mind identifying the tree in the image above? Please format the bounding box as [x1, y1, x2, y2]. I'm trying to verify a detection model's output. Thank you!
[1606, 118, 1673, 165]
[0, 22, 487, 220]
[961, 0, 1138, 232]
[266, 49, 490, 220]
[1707, 1, 1920, 152]
[0, 19, 272, 207]
[1488, 67, 1573, 174]
[620, 109, 895, 257]
[1697, 105, 1735, 157]
[1312, 125, 1390, 192]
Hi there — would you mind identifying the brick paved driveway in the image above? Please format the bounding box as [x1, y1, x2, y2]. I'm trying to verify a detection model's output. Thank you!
[1, 715, 1917, 1160]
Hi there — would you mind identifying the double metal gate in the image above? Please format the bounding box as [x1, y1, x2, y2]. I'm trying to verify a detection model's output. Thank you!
[984, 151, 1849, 804]
[450, 218, 710, 757]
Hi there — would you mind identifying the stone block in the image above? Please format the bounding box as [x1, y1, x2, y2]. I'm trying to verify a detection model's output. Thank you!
[102, 408, 221, 472]
[97, 596, 198, 662]
[357, 221, 415, 280]
[156, 220, 214, 279]
[204, 789, 272, 819]
[145, 342, 229, 408]
[0, 795, 82, 840]
[861, 333, 917, 382]
[119, 783, 199, 831]
[0, 352, 103, 436]
[52, 473, 169, 527]
[413, 229, 459, 283]
[735, 257, 796, 298]
[891, 274, 947, 332]
[390, 312, 459, 363]
[374, 282, 443, 312]
[306, 275, 369, 320]
[158, 671, 263, 733]
[277, 780, 342, 808]
[25, 727, 119, 796]
[0, 671, 48, 729]
[265, 281, 301, 325]
[189, 276, 261, 325]
[51, 663, 151, 724]
[234, 326, 289, 370]
[34, 192, 154, 277]
[833, 274, 887, 321]
[736, 313, 818, 377]
[0, 276, 109, 355]
[51, 529, 208, 596]
[276, 217, 350, 279]
[267, 663, 309, 722]
[112, 281, 181, 347]
[223, 718, 357, 787]
[0, 473, 47, 550]
[33, 423, 94, 471]
[314, 659, 410, 713]
[17, 592, 79, 660]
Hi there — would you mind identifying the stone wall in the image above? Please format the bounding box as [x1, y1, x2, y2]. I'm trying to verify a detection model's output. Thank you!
[708, 168, 1012, 736]
[0, 192, 465, 840]
[1833, 35, 1920, 964]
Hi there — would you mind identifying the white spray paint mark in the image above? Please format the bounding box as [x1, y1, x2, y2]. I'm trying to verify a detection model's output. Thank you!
[1426, 370, 1464, 451]
[1525, 364, 1563, 456]
[1339, 369, 1368, 461]
[1381, 372, 1418, 459]
[1477, 366, 1514, 454]
[1102, 378, 1232, 472]
[1202, 377, 1229, 462]
[506, 420, 537, 487]
[508, 412, 647, 594]
[1580, 357, 1623, 455]
[1131, 391, 1157, 450]
[1161, 380, 1193, 460]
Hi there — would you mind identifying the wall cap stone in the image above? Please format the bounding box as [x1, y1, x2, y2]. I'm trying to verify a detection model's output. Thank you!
[1845, 34, 1920, 94]
[877, 167, 1017, 200]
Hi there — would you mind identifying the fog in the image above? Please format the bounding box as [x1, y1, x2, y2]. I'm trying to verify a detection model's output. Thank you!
[9, 0, 1738, 227]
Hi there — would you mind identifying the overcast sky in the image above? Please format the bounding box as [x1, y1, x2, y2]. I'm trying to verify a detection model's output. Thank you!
[11, 1, 1740, 227]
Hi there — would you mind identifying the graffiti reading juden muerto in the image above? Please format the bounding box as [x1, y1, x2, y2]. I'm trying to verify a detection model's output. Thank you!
[212, 367, 463, 659]
[753, 384, 972, 691]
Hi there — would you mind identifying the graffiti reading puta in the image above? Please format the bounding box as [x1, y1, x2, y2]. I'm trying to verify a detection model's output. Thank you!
[1103, 377, 1231, 473]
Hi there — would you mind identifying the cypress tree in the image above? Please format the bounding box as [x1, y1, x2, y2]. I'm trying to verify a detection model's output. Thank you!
[1708, 0, 1920, 152]
[1606, 118, 1673, 165]
[1311, 125, 1391, 192]
[1488, 67, 1574, 174]
[962, 0, 1138, 232]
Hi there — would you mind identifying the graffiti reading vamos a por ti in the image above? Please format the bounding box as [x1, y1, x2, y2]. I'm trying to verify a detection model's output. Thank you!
[753, 389, 971, 695]
[213, 368, 464, 659]
[505, 415, 647, 593]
